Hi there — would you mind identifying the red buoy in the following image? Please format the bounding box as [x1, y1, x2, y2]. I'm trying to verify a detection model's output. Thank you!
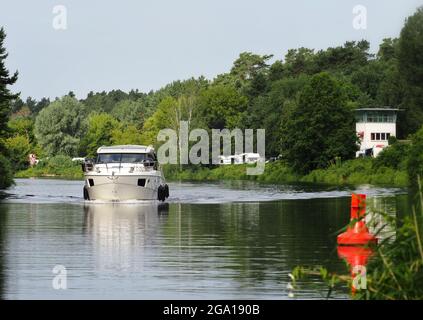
[350, 193, 365, 209]
[337, 194, 378, 245]
[337, 245, 373, 271]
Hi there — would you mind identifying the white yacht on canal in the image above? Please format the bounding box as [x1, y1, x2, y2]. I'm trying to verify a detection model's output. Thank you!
[82, 145, 169, 202]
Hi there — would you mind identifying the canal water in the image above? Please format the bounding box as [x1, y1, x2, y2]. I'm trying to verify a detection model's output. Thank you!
[0, 179, 409, 299]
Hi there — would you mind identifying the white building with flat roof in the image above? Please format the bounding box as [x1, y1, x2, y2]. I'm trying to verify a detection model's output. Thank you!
[355, 107, 399, 157]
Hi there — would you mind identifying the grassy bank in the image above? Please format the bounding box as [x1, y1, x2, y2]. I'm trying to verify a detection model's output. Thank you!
[164, 158, 408, 187]
[14, 156, 408, 187]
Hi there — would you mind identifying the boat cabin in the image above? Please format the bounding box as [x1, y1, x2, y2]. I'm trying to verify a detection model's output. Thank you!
[96, 145, 157, 164]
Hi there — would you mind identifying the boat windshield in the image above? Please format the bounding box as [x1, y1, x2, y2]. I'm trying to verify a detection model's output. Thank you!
[97, 153, 152, 163]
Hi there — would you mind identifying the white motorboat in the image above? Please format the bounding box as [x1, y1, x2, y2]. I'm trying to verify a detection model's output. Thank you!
[82, 145, 169, 201]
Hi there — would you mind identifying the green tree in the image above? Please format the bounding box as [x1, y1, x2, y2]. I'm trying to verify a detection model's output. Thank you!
[314, 40, 372, 75]
[34, 96, 88, 157]
[284, 48, 317, 76]
[79, 113, 119, 157]
[398, 7, 423, 135]
[372, 38, 407, 135]
[141, 95, 198, 150]
[111, 125, 144, 145]
[5, 116, 37, 171]
[84, 89, 130, 113]
[8, 117, 35, 143]
[245, 76, 307, 156]
[407, 125, 423, 188]
[111, 99, 150, 128]
[30, 97, 50, 115]
[377, 38, 399, 62]
[10, 97, 24, 114]
[196, 85, 248, 130]
[0, 28, 18, 139]
[350, 60, 387, 106]
[376, 63, 405, 108]
[215, 52, 272, 95]
[398, 7, 423, 87]
[150, 77, 208, 101]
[4, 135, 31, 171]
[268, 60, 285, 81]
[0, 27, 18, 188]
[280, 73, 357, 173]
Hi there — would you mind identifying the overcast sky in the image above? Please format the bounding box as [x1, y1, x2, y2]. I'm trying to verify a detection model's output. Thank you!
[1, 0, 421, 100]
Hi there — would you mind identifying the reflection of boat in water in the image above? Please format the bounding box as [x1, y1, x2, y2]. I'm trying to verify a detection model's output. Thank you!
[82, 145, 169, 201]
[84, 202, 169, 234]
[84, 202, 169, 271]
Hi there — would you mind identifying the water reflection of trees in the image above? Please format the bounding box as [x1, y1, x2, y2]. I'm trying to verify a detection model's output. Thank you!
[160, 199, 351, 292]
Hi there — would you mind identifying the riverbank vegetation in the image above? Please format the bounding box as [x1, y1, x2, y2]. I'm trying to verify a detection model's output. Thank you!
[163, 157, 408, 187]
[14, 155, 83, 180]
[13, 156, 408, 187]
[1, 7, 423, 191]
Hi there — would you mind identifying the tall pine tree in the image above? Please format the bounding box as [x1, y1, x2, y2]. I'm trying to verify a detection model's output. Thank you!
[0, 27, 18, 188]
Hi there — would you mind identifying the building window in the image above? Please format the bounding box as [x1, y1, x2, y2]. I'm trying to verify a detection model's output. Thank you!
[370, 132, 391, 141]
[356, 114, 365, 123]
[366, 111, 395, 123]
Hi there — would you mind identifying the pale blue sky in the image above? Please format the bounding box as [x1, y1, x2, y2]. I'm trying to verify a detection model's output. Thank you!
[1, 0, 421, 100]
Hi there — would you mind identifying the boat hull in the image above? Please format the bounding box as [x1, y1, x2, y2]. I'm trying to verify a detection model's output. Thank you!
[84, 174, 165, 201]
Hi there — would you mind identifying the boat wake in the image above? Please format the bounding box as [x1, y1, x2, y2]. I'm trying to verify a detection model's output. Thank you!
[1, 178, 406, 205]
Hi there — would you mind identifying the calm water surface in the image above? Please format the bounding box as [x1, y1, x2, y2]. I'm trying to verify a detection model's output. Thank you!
[0, 179, 409, 299]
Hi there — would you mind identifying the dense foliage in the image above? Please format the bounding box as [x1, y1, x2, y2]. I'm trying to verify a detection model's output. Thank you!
[398, 7, 423, 136]
[357, 207, 423, 300]
[34, 96, 88, 157]
[407, 126, 423, 189]
[280, 73, 357, 173]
